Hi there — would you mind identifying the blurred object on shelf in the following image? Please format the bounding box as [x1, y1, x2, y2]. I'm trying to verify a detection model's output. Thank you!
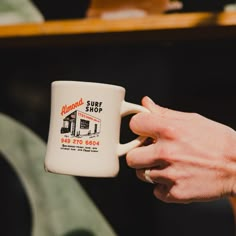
[86, 0, 183, 19]
[0, 0, 44, 25]
[224, 3, 236, 12]
[166, 0, 184, 12]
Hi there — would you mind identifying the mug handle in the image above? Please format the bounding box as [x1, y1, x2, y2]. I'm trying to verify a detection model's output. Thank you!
[117, 101, 149, 156]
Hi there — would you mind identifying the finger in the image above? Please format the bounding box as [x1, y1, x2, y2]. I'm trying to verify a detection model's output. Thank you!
[126, 143, 159, 169]
[129, 112, 171, 139]
[126, 139, 172, 169]
[136, 168, 178, 203]
[136, 168, 172, 185]
[141, 96, 162, 113]
[153, 184, 174, 203]
[153, 185, 191, 204]
[149, 167, 174, 180]
[126, 138, 173, 169]
[137, 165, 174, 183]
[142, 96, 188, 119]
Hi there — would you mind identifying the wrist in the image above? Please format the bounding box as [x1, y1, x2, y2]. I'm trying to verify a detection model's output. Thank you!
[224, 127, 236, 196]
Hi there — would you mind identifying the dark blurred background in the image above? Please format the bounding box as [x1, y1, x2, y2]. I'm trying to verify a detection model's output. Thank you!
[1, 0, 236, 235]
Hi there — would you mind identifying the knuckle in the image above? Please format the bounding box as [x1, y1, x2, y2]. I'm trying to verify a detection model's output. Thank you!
[170, 186, 190, 203]
[171, 188, 183, 200]
[191, 112, 202, 120]
[155, 144, 173, 162]
[161, 124, 177, 139]
[159, 107, 170, 116]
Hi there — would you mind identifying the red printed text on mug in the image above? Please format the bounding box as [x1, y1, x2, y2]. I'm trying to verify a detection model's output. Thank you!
[61, 138, 100, 146]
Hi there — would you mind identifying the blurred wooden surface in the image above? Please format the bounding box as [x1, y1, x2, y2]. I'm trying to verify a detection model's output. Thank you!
[1, 12, 236, 47]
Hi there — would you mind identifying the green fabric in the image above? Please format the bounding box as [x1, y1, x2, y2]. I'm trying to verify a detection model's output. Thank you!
[0, 113, 117, 236]
[0, 0, 44, 25]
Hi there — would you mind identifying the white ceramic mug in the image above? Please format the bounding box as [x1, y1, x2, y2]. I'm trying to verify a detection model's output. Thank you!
[44, 81, 148, 177]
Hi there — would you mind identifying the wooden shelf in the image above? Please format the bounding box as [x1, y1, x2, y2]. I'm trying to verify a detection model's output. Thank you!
[1, 11, 236, 47]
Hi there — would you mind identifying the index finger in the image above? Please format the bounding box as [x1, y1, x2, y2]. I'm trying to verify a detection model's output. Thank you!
[142, 96, 188, 119]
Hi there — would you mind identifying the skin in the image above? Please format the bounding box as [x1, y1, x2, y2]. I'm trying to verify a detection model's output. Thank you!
[126, 96, 236, 203]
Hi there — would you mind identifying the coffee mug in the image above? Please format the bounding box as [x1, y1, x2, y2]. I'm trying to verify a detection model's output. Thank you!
[44, 81, 148, 177]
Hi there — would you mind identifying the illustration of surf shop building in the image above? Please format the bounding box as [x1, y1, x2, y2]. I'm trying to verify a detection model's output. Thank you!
[60, 110, 101, 137]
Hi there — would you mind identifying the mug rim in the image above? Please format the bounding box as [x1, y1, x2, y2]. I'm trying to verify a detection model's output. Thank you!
[52, 80, 125, 92]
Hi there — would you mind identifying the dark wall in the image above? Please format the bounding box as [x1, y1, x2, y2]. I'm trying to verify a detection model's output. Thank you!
[1, 40, 236, 236]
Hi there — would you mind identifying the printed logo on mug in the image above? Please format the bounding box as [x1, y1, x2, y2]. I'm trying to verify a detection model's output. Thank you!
[44, 81, 148, 177]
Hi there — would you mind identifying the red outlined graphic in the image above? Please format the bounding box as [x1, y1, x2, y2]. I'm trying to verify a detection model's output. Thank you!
[60, 110, 101, 138]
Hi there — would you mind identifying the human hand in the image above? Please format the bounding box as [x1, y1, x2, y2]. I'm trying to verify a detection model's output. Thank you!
[126, 96, 236, 203]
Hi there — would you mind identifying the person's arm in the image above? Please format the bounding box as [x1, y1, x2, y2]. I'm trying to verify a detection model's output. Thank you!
[126, 96, 236, 203]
